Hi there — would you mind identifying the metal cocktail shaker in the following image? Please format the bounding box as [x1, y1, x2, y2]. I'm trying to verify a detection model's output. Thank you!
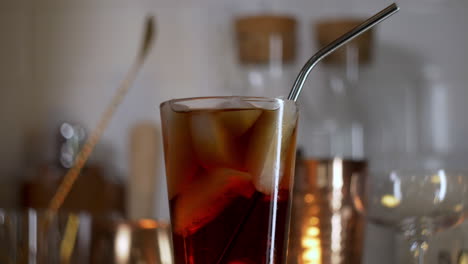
[288, 157, 367, 264]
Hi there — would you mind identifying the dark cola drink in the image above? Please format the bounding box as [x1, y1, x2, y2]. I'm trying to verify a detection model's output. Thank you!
[160, 97, 298, 264]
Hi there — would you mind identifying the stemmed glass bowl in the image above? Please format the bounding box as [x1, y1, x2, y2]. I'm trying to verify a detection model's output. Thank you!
[352, 169, 468, 263]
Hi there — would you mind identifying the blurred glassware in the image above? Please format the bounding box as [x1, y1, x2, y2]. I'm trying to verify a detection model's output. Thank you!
[302, 19, 373, 160]
[21, 122, 125, 215]
[288, 157, 367, 264]
[351, 170, 468, 264]
[0, 209, 173, 264]
[234, 15, 297, 97]
[59, 123, 86, 169]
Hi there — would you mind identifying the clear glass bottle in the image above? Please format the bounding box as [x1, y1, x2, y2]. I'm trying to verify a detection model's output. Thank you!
[306, 64, 364, 159]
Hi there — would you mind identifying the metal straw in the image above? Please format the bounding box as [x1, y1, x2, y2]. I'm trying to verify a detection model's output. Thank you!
[287, 3, 399, 101]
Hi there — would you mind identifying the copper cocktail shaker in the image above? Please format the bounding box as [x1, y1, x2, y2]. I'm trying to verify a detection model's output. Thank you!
[289, 157, 367, 264]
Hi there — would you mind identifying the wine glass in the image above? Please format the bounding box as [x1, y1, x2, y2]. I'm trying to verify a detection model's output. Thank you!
[351, 169, 468, 263]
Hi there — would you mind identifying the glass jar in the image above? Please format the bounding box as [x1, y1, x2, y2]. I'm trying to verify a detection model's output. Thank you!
[234, 15, 297, 97]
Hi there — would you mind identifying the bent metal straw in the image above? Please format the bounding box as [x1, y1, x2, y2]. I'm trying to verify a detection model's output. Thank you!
[287, 3, 399, 101]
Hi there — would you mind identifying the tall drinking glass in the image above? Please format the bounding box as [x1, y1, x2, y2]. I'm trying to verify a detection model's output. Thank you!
[160, 96, 298, 264]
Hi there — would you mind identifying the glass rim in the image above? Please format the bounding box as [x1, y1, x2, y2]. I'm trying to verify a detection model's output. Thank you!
[160, 96, 296, 109]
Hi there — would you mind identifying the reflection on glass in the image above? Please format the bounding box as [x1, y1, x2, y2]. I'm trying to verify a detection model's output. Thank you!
[301, 207, 322, 264]
[115, 225, 131, 264]
[290, 159, 366, 264]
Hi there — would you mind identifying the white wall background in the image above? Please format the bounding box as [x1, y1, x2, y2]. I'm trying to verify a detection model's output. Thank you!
[1, 0, 468, 263]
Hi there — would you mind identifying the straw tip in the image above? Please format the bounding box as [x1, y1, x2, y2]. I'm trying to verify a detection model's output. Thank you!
[389, 2, 400, 12]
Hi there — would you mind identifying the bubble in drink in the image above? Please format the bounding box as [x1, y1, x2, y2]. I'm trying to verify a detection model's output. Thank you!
[160, 98, 298, 264]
